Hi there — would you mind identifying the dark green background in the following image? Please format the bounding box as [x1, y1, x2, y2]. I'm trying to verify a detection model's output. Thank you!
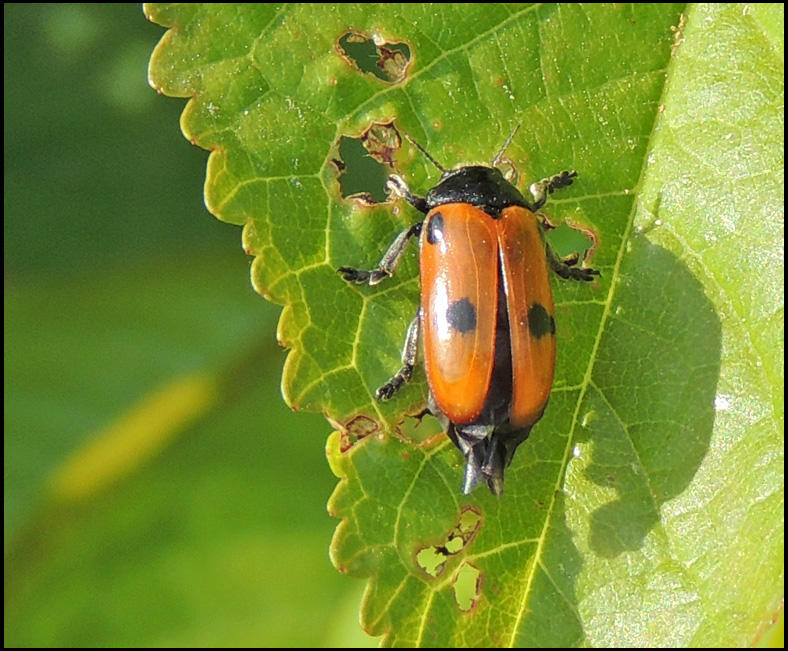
[4, 4, 370, 646]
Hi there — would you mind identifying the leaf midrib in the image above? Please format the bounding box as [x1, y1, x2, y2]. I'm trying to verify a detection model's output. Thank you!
[505, 14, 685, 650]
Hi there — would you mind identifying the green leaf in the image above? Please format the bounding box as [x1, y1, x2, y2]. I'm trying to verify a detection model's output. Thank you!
[147, 3, 783, 646]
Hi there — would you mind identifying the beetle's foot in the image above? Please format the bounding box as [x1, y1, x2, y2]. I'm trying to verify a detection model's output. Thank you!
[375, 365, 413, 401]
[530, 170, 577, 209]
[337, 266, 390, 285]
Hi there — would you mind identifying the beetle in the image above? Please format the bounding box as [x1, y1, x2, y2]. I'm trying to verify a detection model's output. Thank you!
[339, 127, 598, 495]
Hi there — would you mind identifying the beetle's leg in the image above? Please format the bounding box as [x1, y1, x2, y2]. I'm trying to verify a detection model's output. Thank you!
[338, 173, 427, 284]
[338, 222, 422, 285]
[376, 310, 421, 401]
[387, 174, 429, 214]
[529, 169, 577, 210]
[531, 182, 598, 280]
[559, 251, 580, 267]
[546, 242, 600, 282]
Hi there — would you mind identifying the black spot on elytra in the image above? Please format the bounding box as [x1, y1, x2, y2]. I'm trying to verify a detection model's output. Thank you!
[528, 303, 555, 339]
[447, 298, 477, 333]
[427, 212, 445, 245]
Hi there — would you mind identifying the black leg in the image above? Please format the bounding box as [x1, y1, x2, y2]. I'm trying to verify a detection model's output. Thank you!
[546, 242, 600, 282]
[338, 173, 429, 284]
[376, 311, 420, 400]
[338, 222, 422, 285]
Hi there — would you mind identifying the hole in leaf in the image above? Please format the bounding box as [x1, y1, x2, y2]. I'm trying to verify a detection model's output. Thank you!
[414, 507, 483, 578]
[452, 562, 482, 612]
[545, 221, 597, 263]
[415, 546, 447, 578]
[333, 121, 401, 204]
[331, 414, 380, 452]
[455, 507, 483, 538]
[396, 408, 443, 445]
[336, 31, 411, 83]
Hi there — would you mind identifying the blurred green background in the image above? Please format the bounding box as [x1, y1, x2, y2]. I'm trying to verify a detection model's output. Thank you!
[4, 4, 372, 646]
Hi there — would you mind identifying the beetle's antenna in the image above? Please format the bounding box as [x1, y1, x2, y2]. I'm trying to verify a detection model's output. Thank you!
[491, 124, 521, 167]
[405, 134, 447, 173]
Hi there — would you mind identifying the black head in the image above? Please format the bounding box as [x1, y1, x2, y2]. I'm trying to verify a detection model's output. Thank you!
[425, 165, 528, 218]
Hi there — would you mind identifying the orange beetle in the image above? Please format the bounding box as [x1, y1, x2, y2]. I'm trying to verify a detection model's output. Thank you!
[339, 128, 598, 495]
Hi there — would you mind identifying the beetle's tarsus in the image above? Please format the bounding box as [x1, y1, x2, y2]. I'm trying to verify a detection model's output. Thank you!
[545, 243, 600, 282]
[375, 365, 413, 401]
[551, 261, 600, 282]
[337, 266, 390, 285]
[530, 169, 577, 210]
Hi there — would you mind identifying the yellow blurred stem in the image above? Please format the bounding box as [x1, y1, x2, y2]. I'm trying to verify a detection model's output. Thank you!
[48, 375, 218, 501]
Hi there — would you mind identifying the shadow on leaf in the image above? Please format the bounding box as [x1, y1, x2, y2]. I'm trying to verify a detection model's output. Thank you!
[579, 235, 721, 558]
